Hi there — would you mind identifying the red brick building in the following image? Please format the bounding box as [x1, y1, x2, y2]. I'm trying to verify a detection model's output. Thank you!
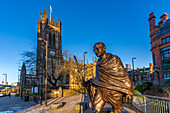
[148, 12, 170, 84]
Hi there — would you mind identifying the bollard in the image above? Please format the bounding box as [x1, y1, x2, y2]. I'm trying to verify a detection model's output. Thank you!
[76, 102, 87, 112]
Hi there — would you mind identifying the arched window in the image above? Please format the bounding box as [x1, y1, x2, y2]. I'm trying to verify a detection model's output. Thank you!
[53, 34, 55, 48]
[153, 54, 156, 65]
[56, 33, 58, 49]
[49, 33, 52, 47]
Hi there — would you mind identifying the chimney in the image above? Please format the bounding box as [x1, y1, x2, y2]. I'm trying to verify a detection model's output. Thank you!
[159, 13, 168, 27]
[148, 12, 156, 31]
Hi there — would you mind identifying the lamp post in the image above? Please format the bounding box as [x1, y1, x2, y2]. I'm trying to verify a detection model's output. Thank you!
[40, 60, 43, 105]
[19, 69, 22, 99]
[40, 43, 43, 105]
[132, 57, 136, 85]
[84, 52, 87, 93]
[38, 38, 48, 106]
[18, 69, 21, 98]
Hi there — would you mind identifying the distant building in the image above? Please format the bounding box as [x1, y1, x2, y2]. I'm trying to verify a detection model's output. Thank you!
[49, 57, 98, 97]
[0, 85, 11, 94]
[11, 82, 19, 87]
[69, 57, 97, 90]
[126, 64, 132, 72]
[148, 12, 170, 84]
[126, 64, 153, 87]
[20, 63, 38, 95]
[11, 82, 19, 93]
[36, 9, 62, 88]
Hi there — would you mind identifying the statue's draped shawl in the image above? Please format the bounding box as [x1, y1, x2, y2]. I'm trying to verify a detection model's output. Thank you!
[90, 53, 133, 96]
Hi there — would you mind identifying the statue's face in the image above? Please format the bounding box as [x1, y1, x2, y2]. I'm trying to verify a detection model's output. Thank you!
[94, 44, 106, 58]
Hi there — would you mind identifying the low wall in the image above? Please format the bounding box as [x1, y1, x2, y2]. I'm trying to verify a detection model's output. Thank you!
[132, 96, 146, 112]
[49, 87, 81, 98]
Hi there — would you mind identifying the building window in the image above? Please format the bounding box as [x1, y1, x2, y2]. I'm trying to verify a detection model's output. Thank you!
[153, 54, 156, 65]
[161, 49, 170, 61]
[164, 71, 170, 79]
[32, 80, 36, 85]
[162, 36, 170, 44]
[26, 80, 30, 85]
[56, 38, 58, 49]
[49, 33, 52, 47]
[53, 34, 55, 48]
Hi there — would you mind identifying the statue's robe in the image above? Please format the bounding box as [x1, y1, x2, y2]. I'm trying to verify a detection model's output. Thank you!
[86, 53, 133, 109]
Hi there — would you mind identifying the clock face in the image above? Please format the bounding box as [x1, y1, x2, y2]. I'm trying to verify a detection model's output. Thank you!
[50, 51, 55, 56]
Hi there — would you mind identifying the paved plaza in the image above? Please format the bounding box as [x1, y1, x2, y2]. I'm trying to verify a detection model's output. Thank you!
[20, 94, 137, 113]
[0, 94, 137, 113]
[0, 95, 36, 113]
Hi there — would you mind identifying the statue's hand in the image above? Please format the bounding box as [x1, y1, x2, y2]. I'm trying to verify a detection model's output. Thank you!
[82, 80, 90, 87]
[82, 81, 86, 87]
[125, 94, 133, 104]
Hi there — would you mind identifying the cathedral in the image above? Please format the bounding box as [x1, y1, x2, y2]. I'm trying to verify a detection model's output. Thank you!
[36, 9, 63, 88]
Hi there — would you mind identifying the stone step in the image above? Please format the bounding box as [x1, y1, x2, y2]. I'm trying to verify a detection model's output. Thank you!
[51, 103, 62, 109]
[51, 102, 64, 109]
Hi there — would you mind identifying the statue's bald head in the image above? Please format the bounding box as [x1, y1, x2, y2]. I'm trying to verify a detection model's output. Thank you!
[94, 42, 106, 51]
[94, 42, 106, 58]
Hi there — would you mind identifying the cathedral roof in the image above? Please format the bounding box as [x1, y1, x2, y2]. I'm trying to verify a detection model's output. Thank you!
[153, 19, 170, 40]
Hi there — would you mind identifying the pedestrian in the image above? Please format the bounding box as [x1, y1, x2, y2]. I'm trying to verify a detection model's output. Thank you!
[8, 92, 11, 98]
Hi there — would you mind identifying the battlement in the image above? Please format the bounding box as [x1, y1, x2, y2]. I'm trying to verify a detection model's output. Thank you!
[37, 9, 62, 34]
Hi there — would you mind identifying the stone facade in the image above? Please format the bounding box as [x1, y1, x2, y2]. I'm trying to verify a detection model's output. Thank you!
[69, 57, 97, 91]
[47, 57, 98, 97]
[36, 9, 62, 88]
[20, 63, 39, 95]
[148, 12, 170, 84]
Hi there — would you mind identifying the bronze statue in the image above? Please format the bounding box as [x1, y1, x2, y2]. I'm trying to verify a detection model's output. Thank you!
[83, 42, 134, 113]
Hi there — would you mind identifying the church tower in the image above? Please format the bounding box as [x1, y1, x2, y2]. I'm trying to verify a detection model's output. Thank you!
[36, 9, 62, 88]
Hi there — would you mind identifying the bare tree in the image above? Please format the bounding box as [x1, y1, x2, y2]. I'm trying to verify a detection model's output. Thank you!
[19, 47, 37, 75]
[61, 51, 88, 93]
[19, 47, 62, 88]
[20, 48, 92, 91]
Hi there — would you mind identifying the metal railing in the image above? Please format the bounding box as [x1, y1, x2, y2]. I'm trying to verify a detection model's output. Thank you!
[132, 93, 170, 113]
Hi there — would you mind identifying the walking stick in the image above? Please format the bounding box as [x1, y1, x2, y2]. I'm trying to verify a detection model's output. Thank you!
[73, 55, 88, 103]
[73, 55, 85, 82]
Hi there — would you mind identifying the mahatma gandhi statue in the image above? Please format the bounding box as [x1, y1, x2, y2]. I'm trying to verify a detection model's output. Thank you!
[83, 42, 134, 113]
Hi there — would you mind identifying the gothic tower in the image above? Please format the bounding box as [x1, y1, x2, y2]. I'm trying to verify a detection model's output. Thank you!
[36, 9, 62, 88]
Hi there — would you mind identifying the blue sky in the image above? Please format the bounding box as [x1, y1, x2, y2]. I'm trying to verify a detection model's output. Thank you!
[0, 0, 170, 84]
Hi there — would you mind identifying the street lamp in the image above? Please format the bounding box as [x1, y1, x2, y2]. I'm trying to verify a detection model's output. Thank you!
[39, 43, 44, 105]
[132, 57, 136, 84]
[18, 69, 21, 98]
[38, 38, 48, 106]
[40, 60, 43, 105]
[84, 52, 87, 93]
